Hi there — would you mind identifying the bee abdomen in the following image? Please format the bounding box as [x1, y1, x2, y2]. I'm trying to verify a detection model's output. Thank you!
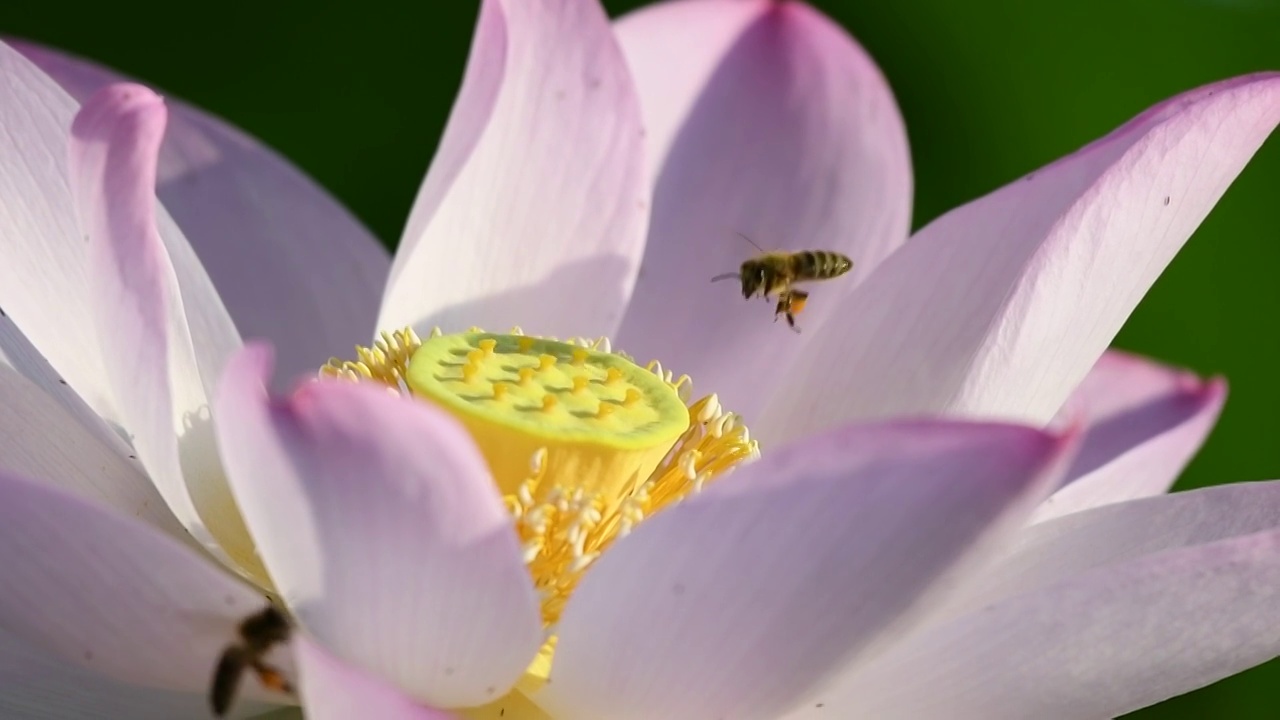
[794, 251, 854, 281]
[210, 647, 248, 716]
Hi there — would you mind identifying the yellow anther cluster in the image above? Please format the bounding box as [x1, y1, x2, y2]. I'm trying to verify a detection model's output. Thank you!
[321, 328, 428, 387]
[507, 389, 754, 627]
[320, 327, 759, 632]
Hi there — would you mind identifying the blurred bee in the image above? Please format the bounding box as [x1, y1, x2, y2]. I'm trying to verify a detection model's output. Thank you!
[210, 604, 294, 717]
[711, 232, 853, 332]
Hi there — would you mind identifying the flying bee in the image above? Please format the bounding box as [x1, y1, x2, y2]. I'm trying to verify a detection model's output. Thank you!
[711, 232, 853, 332]
[210, 604, 294, 717]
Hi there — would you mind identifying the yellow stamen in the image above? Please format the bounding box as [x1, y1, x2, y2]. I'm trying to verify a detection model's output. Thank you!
[322, 328, 421, 387]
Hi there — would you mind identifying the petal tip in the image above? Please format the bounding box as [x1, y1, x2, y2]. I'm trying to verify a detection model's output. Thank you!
[238, 341, 277, 374]
[73, 81, 165, 132]
[1050, 414, 1087, 454]
[1101, 350, 1228, 409]
[1201, 374, 1229, 407]
[221, 342, 277, 403]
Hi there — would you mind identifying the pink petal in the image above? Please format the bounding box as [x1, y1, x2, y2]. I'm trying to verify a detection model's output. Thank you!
[537, 419, 1075, 720]
[0, 325, 187, 539]
[612, 0, 912, 421]
[69, 83, 257, 577]
[946, 479, 1280, 620]
[812, 495, 1280, 718]
[761, 73, 1280, 445]
[214, 344, 542, 708]
[379, 0, 649, 339]
[0, 469, 272, 696]
[1032, 349, 1226, 523]
[15, 39, 391, 381]
[294, 636, 456, 720]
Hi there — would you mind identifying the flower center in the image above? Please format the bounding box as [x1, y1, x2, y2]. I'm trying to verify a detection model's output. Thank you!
[322, 328, 758, 711]
[406, 331, 690, 509]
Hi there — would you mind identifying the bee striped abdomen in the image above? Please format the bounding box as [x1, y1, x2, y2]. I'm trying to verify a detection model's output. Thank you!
[793, 251, 853, 281]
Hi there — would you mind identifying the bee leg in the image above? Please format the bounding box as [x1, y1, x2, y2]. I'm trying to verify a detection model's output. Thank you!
[785, 289, 807, 334]
[251, 660, 295, 696]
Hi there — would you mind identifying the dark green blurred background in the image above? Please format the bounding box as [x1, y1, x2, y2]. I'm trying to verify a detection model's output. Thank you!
[5, 0, 1278, 715]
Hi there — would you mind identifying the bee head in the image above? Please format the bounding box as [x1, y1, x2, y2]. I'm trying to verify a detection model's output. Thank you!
[241, 605, 292, 649]
[741, 264, 767, 298]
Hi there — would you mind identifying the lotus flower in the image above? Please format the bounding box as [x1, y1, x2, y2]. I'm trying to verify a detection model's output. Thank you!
[1, 0, 1278, 718]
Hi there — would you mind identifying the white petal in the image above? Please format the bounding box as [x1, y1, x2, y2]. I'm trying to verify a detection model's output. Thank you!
[614, 0, 770, 170]
[816, 524, 1280, 718]
[0, 322, 186, 539]
[613, 0, 912, 425]
[0, 41, 120, 426]
[0, 627, 200, 720]
[0, 626, 276, 719]
[943, 479, 1280, 621]
[0, 42, 252, 575]
[379, 0, 649, 339]
[15, 39, 390, 381]
[1032, 349, 1225, 523]
[215, 345, 542, 708]
[69, 82, 260, 580]
[0, 469, 273, 697]
[293, 636, 456, 720]
[539, 419, 1076, 720]
[0, 40, 240, 433]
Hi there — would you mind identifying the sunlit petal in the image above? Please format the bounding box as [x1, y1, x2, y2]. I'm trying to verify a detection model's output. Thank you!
[381, 0, 649, 339]
[541, 419, 1075, 720]
[762, 73, 1280, 445]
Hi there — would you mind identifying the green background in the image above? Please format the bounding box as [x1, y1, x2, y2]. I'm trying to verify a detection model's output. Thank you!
[5, 0, 1279, 715]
